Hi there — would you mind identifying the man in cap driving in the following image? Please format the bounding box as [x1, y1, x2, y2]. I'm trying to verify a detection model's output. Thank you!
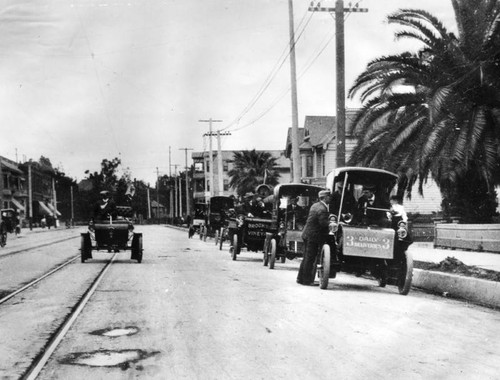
[297, 189, 332, 286]
[93, 190, 117, 221]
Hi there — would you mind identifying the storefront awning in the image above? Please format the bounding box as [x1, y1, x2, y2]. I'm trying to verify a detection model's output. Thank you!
[11, 198, 25, 211]
[38, 201, 52, 216]
[46, 202, 62, 216]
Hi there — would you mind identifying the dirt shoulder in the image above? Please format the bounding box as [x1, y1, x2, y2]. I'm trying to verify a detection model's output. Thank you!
[414, 257, 500, 282]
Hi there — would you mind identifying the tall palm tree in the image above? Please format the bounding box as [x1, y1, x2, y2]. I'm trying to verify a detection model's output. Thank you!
[348, 1, 500, 222]
[228, 150, 280, 196]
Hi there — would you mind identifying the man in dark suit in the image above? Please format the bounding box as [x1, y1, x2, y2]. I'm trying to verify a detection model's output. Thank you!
[297, 189, 331, 286]
[93, 190, 118, 221]
[356, 184, 390, 226]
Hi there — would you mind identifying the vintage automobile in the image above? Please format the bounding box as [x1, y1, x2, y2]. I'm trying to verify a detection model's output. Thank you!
[188, 202, 208, 239]
[263, 183, 324, 269]
[0, 208, 21, 247]
[80, 206, 143, 263]
[316, 167, 413, 295]
[202, 196, 235, 244]
[230, 189, 273, 261]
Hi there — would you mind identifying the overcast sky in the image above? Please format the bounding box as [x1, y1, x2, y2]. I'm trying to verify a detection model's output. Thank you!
[0, 0, 456, 184]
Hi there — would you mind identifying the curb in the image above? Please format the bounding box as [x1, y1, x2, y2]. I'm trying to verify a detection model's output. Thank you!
[413, 269, 500, 309]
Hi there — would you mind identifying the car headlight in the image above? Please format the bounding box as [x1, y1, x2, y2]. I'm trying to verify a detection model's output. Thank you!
[397, 221, 408, 239]
[328, 215, 339, 234]
[342, 213, 353, 224]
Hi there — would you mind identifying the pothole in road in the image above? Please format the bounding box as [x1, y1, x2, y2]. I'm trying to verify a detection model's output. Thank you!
[90, 326, 140, 337]
[60, 349, 160, 370]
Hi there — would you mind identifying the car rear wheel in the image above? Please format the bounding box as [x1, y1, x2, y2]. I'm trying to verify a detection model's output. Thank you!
[263, 238, 269, 266]
[80, 233, 92, 263]
[219, 229, 225, 250]
[131, 233, 143, 263]
[215, 229, 220, 246]
[398, 250, 413, 295]
[269, 239, 277, 269]
[232, 234, 239, 261]
[318, 244, 331, 289]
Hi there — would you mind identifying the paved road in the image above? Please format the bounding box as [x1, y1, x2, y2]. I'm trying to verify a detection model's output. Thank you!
[1, 225, 499, 379]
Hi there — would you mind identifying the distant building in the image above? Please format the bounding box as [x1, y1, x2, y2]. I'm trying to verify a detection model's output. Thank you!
[191, 150, 291, 203]
[285, 111, 443, 215]
[0, 156, 28, 222]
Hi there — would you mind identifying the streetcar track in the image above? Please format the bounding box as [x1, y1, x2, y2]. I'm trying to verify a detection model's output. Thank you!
[22, 253, 119, 380]
[0, 255, 80, 305]
[0, 235, 80, 259]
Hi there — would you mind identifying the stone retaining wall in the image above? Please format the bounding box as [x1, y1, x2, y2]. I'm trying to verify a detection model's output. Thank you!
[434, 224, 500, 253]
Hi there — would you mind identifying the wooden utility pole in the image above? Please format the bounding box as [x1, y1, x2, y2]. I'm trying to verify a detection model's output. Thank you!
[288, 0, 301, 183]
[179, 147, 193, 217]
[200, 118, 222, 200]
[156, 167, 160, 222]
[171, 164, 179, 217]
[309, 1, 368, 167]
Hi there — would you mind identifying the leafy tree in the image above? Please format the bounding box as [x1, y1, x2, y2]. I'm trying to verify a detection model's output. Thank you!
[348, 3, 500, 222]
[228, 150, 280, 196]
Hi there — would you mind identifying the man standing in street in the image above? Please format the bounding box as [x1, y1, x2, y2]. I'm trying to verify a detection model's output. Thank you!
[297, 190, 332, 286]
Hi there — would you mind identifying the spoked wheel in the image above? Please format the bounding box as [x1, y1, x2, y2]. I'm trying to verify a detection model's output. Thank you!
[80, 233, 92, 263]
[269, 239, 277, 269]
[215, 229, 220, 246]
[219, 229, 225, 251]
[263, 239, 269, 266]
[397, 250, 413, 295]
[232, 234, 240, 261]
[131, 233, 143, 263]
[318, 244, 331, 289]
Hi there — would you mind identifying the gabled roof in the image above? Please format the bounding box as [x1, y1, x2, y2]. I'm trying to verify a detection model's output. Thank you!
[303, 116, 335, 147]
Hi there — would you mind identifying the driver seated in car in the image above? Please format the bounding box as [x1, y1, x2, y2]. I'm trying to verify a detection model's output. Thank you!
[356, 184, 390, 226]
[93, 190, 118, 221]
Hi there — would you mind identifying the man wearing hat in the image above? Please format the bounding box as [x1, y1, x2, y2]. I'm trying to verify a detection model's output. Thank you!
[297, 189, 332, 286]
[93, 190, 117, 221]
[356, 184, 390, 225]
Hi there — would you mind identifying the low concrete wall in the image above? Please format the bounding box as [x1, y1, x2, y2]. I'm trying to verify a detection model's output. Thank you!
[413, 269, 500, 309]
[434, 224, 500, 253]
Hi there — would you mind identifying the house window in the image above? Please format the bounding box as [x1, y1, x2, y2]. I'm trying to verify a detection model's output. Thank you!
[306, 156, 313, 177]
[322, 154, 325, 176]
[3, 174, 8, 188]
[224, 179, 229, 191]
[223, 161, 228, 172]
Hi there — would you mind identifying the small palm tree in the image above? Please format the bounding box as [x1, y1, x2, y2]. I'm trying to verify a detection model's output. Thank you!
[228, 150, 280, 196]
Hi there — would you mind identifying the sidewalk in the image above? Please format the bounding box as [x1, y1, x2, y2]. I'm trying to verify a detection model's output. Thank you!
[409, 242, 500, 272]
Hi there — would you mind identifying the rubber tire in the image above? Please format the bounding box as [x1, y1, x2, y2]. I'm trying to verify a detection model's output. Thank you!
[269, 239, 277, 269]
[219, 229, 224, 251]
[263, 238, 269, 266]
[132, 234, 143, 263]
[319, 244, 331, 289]
[398, 250, 413, 295]
[80, 233, 91, 263]
[215, 229, 220, 246]
[232, 234, 239, 261]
